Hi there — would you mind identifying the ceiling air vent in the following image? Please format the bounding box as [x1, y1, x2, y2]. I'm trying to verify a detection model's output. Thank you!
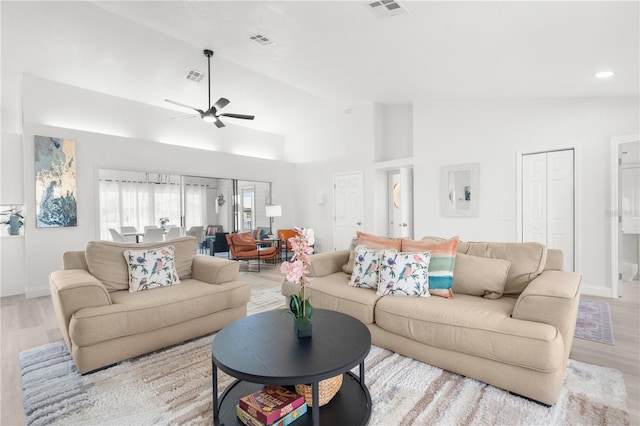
[249, 33, 275, 46]
[368, 0, 408, 18]
[184, 69, 205, 82]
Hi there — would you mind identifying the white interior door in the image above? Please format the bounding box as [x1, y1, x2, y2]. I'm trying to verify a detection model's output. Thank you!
[547, 150, 574, 271]
[334, 172, 363, 250]
[389, 172, 402, 238]
[399, 167, 413, 238]
[522, 149, 574, 271]
[522, 153, 547, 244]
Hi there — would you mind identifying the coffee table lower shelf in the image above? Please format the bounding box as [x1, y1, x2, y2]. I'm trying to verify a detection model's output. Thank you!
[216, 372, 371, 426]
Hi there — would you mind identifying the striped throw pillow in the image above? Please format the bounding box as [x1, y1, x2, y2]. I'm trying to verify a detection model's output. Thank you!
[401, 237, 459, 298]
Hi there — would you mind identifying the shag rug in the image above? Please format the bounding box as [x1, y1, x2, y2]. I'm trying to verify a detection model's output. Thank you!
[20, 288, 629, 426]
[575, 300, 615, 345]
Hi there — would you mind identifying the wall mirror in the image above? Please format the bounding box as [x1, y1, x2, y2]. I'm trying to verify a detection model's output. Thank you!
[440, 163, 479, 217]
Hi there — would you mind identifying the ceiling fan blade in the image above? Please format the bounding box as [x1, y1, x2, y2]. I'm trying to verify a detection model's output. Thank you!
[165, 99, 204, 114]
[172, 114, 199, 120]
[212, 97, 230, 111]
[219, 113, 255, 120]
[214, 118, 225, 128]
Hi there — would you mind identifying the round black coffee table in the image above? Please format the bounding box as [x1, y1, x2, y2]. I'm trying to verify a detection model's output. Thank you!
[211, 309, 372, 426]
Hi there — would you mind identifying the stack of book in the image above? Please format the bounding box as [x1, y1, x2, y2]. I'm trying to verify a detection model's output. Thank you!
[236, 385, 307, 426]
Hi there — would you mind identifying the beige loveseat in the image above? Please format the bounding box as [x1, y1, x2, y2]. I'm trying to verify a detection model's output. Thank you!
[50, 236, 250, 373]
[282, 239, 581, 405]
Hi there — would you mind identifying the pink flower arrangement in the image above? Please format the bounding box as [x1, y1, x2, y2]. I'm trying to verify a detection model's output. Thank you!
[281, 228, 314, 330]
[280, 229, 314, 285]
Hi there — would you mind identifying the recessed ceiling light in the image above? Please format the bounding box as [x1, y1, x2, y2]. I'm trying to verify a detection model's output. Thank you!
[594, 71, 615, 78]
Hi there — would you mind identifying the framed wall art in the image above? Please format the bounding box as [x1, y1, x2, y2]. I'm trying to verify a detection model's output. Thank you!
[34, 135, 77, 227]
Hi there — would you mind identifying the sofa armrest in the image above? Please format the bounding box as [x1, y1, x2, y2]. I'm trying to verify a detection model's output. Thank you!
[63, 251, 88, 270]
[191, 254, 239, 284]
[512, 270, 581, 365]
[49, 269, 112, 350]
[308, 250, 350, 277]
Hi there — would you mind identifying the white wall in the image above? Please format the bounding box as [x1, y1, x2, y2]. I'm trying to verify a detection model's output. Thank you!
[0, 76, 297, 297]
[412, 97, 639, 296]
[295, 96, 639, 297]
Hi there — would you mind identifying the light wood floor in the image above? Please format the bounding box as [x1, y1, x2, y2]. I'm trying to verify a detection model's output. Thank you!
[1, 268, 638, 425]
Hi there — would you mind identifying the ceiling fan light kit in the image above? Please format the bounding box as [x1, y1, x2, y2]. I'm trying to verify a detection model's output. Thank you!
[165, 49, 255, 128]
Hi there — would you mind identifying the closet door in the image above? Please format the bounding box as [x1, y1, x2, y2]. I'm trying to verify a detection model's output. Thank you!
[522, 150, 574, 271]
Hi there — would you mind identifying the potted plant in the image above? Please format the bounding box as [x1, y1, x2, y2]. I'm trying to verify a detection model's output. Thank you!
[281, 228, 315, 337]
[1, 207, 24, 235]
[159, 217, 169, 230]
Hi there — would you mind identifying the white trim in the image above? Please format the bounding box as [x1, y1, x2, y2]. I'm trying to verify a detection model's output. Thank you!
[580, 284, 616, 298]
[516, 151, 523, 242]
[26, 286, 50, 299]
[610, 134, 640, 299]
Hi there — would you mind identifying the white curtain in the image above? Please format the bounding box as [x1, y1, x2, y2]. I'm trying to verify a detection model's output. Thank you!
[99, 180, 183, 240]
[184, 184, 207, 229]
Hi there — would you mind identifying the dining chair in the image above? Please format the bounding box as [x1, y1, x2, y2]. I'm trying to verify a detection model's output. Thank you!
[143, 227, 165, 242]
[119, 226, 138, 243]
[109, 228, 125, 243]
[187, 226, 205, 253]
[165, 226, 183, 240]
[144, 225, 160, 232]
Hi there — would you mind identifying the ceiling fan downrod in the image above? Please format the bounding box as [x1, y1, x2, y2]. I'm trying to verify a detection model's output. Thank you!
[204, 49, 213, 109]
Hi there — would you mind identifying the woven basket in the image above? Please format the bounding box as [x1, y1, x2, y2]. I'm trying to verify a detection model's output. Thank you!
[295, 374, 343, 407]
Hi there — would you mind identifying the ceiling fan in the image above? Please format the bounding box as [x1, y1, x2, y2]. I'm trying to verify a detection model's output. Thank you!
[165, 49, 254, 128]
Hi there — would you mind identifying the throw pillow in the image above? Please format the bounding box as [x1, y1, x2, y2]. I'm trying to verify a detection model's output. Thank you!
[342, 232, 402, 275]
[453, 253, 511, 299]
[123, 245, 180, 292]
[349, 245, 382, 289]
[401, 237, 459, 298]
[377, 250, 431, 297]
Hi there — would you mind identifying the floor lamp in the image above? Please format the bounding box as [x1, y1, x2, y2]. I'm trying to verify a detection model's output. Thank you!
[265, 205, 282, 237]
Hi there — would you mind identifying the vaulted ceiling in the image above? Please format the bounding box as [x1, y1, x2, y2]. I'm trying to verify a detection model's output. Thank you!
[2, 1, 638, 137]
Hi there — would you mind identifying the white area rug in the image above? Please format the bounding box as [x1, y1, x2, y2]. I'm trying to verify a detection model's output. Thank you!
[20, 287, 629, 425]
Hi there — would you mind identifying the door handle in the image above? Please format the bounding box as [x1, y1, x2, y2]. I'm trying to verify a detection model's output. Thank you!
[400, 223, 408, 227]
[356, 222, 362, 226]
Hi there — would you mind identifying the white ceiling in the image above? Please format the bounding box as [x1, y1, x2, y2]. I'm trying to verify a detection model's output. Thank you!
[2, 1, 638, 137]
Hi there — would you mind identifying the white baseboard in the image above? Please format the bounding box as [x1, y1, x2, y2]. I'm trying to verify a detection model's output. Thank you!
[25, 287, 51, 299]
[580, 285, 617, 299]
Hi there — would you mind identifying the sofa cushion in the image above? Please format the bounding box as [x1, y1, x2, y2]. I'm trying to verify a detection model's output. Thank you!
[349, 245, 382, 289]
[457, 241, 547, 296]
[401, 237, 459, 298]
[341, 238, 359, 274]
[282, 272, 381, 325]
[375, 294, 564, 372]
[343, 232, 402, 274]
[453, 253, 511, 299]
[377, 250, 431, 297]
[85, 237, 197, 292]
[69, 279, 250, 347]
[123, 245, 180, 292]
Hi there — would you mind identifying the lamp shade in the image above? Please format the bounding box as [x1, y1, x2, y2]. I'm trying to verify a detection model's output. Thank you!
[265, 205, 282, 218]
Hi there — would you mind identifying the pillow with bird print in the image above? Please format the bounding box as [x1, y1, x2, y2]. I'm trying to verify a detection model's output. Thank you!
[123, 245, 180, 292]
[348, 245, 383, 289]
[377, 250, 431, 297]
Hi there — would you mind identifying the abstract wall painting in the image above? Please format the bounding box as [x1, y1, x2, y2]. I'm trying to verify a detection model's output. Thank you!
[35, 135, 77, 228]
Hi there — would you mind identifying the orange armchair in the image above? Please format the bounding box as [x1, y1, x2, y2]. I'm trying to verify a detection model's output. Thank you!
[278, 229, 298, 261]
[226, 232, 278, 272]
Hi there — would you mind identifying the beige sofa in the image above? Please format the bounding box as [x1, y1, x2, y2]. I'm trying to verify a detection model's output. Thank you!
[50, 236, 250, 373]
[282, 240, 581, 405]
